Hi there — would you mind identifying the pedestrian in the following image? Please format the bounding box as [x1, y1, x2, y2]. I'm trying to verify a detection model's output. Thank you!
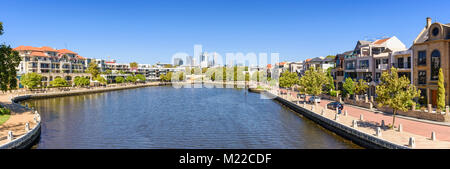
[338, 103, 342, 114]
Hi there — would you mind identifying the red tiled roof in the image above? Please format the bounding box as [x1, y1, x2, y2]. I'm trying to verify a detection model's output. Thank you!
[305, 58, 312, 62]
[76, 55, 86, 60]
[40, 46, 57, 52]
[13, 46, 42, 51]
[373, 38, 391, 45]
[57, 49, 77, 54]
[279, 62, 286, 66]
[267, 64, 272, 69]
[30, 51, 48, 57]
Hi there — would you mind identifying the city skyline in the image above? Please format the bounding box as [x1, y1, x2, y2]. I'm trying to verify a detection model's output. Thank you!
[1, 0, 450, 64]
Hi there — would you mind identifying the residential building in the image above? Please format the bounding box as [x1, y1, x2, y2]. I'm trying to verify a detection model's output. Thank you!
[412, 17, 450, 107]
[14, 46, 90, 86]
[342, 36, 407, 96]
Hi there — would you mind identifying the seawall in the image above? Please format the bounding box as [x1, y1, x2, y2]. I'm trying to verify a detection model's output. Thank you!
[264, 91, 410, 149]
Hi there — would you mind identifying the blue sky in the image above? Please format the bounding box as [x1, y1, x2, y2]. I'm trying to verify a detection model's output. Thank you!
[1, 0, 449, 64]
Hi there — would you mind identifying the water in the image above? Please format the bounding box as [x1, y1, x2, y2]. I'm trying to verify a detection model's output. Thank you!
[24, 86, 360, 149]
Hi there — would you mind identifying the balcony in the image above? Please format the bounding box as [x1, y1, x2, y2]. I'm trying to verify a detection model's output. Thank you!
[392, 63, 411, 70]
[376, 64, 388, 70]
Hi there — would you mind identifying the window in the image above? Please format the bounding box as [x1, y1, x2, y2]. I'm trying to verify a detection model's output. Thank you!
[397, 58, 404, 68]
[432, 27, 439, 36]
[376, 73, 381, 82]
[431, 50, 441, 80]
[418, 71, 426, 84]
[359, 60, 369, 69]
[382, 59, 389, 64]
[407, 57, 411, 68]
[418, 51, 426, 66]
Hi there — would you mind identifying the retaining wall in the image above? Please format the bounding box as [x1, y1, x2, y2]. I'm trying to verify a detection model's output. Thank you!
[267, 92, 409, 149]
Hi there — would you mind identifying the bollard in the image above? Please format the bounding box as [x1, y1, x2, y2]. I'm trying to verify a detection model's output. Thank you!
[360, 114, 364, 121]
[409, 137, 416, 148]
[303, 102, 306, 108]
[428, 104, 432, 113]
[311, 105, 315, 111]
[344, 110, 348, 116]
[381, 120, 385, 129]
[446, 106, 449, 115]
[376, 127, 382, 137]
[369, 102, 373, 110]
[321, 109, 325, 115]
[25, 123, 30, 132]
[352, 120, 358, 128]
[370, 96, 374, 102]
[7, 131, 13, 141]
[398, 124, 403, 132]
[334, 114, 339, 121]
[355, 95, 359, 101]
[365, 96, 368, 103]
[431, 131, 436, 141]
[35, 110, 38, 114]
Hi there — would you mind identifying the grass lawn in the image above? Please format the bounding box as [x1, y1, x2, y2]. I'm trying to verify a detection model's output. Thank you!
[0, 112, 11, 126]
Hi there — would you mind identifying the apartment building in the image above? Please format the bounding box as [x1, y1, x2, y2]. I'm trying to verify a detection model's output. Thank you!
[412, 17, 450, 107]
[14, 46, 90, 86]
[341, 36, 407, 96]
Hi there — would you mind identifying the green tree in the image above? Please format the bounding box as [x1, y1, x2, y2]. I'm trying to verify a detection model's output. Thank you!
[115, 76, 125, 83]
[20, 73, 42, 89]
[325, 55, 336, 59]
[437, 68, 446, 110]
[129, 62, 138, 69]
[245, 73, 250, 82]
[104, 69, 112, 75]
[135, 74, 146, 82]
[342, 77, 355, 97]
[118, 70, 125, 74]
[95, 75, 107, 85]
[326, 68, 335, 93]
[355, 79, 369, 95]
[50, 77, 68, 87]
[160, 72, 173, 82]
[173, 72, 185, 81]
[0, 22, 22, 92]
[279, 71, 300, 89]
[376, 68, 421, 128]
[298, 67, 327, 96]
[74, 77, 90, 87]
[163, 64, 174, 68]
[87, 62, 99, 78]
[125, 75, 137, 83]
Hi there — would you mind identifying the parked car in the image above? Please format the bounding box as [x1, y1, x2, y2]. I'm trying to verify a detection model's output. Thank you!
[297, 94, 306, 99]
[327, 101, 344, 110]
[308, 96, 321, 103]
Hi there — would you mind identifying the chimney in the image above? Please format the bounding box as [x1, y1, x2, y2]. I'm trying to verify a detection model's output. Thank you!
[426, 17, 432, 28]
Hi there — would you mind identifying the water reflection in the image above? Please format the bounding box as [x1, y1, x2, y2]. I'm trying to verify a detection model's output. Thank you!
[25, 86, 360, 149]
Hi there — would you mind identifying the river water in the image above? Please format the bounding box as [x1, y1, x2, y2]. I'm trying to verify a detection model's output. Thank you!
[24, 86, 360, 149]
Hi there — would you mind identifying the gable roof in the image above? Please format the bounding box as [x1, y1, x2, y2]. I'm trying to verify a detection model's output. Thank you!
[373, 37, 391, 45]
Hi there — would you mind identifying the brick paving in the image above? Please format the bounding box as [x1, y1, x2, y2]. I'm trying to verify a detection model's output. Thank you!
[278, 88, 450, 148]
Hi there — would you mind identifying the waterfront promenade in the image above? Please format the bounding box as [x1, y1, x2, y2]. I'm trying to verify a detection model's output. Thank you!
[277, 88, 450, 148]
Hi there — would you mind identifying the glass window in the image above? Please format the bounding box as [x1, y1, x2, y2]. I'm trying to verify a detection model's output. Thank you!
[431, 50, 441, 80]
[359, 60, 369, 69]
[418, 71, 426, 84]
[418, 51, 426, 65]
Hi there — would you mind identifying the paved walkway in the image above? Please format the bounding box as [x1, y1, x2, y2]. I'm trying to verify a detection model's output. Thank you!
[0, 94, 36, 145]
[278, 88, 450, 148]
